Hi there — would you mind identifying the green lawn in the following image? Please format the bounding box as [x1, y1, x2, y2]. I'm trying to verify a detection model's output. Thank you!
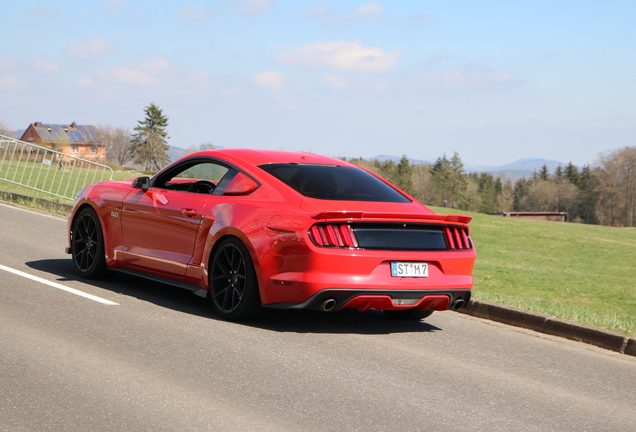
[432, 206, 636, 336]
[0, 169, 137, 204]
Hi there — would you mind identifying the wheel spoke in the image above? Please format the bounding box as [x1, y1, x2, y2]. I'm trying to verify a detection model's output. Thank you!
[211, 243, 248, 313]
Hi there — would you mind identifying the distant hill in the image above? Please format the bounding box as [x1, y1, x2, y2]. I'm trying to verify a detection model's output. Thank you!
[368, 155, 567, 179]
[168, 145, 222, 162]
[168, 146, 189, 162]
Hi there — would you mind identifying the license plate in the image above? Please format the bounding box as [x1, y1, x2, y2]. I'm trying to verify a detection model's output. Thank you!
[391, 262, 428, 278]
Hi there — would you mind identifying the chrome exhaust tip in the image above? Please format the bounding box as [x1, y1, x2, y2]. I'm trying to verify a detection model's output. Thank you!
[451, 298, 466, 310]
[318, 298, 337, 312]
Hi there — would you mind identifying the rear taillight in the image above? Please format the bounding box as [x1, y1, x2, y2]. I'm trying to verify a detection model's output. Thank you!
[444, 226, 472, 250]
[309, 224, 359, 248]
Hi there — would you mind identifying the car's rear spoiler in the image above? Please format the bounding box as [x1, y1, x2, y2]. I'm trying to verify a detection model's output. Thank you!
[311, 212, 472, 224]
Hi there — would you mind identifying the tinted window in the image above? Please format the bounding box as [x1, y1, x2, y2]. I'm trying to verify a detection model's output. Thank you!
[259, 164, 411, 202]
[174, 162, 229, 182]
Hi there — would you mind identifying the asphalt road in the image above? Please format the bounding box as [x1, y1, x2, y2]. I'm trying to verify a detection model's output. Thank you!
[1, 201, 635, 432]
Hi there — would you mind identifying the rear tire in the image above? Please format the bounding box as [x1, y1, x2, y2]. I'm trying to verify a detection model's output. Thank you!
[71, 207, 108, 279]
[384, 308, 435, 321]
[208, 238, 262, 321]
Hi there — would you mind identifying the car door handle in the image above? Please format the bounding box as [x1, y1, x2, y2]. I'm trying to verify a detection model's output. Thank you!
[181, 208, 197, 217]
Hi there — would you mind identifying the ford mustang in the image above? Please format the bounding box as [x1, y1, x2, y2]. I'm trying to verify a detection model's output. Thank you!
[66, 149, 476, 321]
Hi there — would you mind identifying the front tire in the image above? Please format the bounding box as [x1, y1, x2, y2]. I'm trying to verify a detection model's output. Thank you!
[384, 308, 435, 321]
[71, 207, 108, 279]
[208, 238, 262, 321]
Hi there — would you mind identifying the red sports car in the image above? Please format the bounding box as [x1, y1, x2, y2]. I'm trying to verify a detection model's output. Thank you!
[67, 149, 475, 321]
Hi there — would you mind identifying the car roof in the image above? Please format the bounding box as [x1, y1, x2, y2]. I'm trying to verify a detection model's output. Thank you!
[188, 148, 353, 168]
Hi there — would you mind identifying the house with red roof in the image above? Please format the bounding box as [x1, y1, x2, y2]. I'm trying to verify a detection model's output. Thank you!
[20, 122, 106, 164]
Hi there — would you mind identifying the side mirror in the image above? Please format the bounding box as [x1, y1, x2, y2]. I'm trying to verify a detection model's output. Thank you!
[132, 176, 150, 192]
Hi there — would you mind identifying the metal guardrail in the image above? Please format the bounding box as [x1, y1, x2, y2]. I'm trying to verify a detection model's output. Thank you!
[0, 135, 113, 202]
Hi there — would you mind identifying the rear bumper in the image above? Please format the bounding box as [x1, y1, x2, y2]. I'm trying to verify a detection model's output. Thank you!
[263, 289, 472, 312]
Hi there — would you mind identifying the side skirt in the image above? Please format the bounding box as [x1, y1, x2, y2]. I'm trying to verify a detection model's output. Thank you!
[110, 267, 209, 298]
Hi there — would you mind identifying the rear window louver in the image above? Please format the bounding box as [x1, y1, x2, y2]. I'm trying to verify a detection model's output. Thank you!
[308, 223, 472, 251]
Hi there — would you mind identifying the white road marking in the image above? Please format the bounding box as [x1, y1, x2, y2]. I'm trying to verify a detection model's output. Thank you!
[0, 264, 118, 305]
[0, 200, 67, 221]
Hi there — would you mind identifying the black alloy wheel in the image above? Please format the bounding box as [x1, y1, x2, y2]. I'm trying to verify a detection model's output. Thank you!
[209, 238, 262, 321]
[71, 207, 108, 278]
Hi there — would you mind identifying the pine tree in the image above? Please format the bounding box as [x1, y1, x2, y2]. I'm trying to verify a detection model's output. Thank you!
[130, 103, 170, 171]
[431, 152, 466, 207]
[394, 155, 414, 194]
[565, 162, 581, 187]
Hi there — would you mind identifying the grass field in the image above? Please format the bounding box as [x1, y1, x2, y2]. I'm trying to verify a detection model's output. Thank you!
[1, 174, 634, 336]
[0, 159, 117, 200]
[0, 169, 137, 208]
[433, 206, 636, 336]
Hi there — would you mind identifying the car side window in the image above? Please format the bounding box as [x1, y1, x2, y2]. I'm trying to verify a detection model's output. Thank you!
[175, 162, 229, 182]
[153, 160, 231, 193]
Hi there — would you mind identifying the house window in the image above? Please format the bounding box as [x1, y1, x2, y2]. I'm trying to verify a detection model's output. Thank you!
[71, 145, 78, 153]
[90, 146, 97, 154]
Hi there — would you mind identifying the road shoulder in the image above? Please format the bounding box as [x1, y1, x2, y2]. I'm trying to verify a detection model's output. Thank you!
[458, 299, 636, 356]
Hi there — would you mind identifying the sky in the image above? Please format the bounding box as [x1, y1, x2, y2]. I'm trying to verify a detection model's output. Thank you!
[1, 0, 635, 167]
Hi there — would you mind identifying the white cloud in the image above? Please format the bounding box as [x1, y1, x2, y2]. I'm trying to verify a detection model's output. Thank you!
[353, 1, 384, 20]
[32, 59, 60, 74]
[0, 74, 26, 90]
[106, 59, 173, 86]
[229, 0, 272, 17]
[66, 37, 114, 60]
[111, 68, 158, 85]
[180, 7, 213, 20]
[278, 40, 401, 72]
[253, 71, 285, 90]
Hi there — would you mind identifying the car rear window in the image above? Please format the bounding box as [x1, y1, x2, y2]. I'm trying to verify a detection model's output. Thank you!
[258, 163, 411, 202]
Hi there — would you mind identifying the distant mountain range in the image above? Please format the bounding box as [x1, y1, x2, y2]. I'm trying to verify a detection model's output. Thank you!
[368, 155, 567, 179]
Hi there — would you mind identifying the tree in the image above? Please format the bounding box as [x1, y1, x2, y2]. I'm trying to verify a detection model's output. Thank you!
[410, 163, 436, 205]
[513, 178, 529, 210]
[394, 156, 414, 194]
[101, 125, 133, 167]
[577, 165, 597, 224]
[130, 103, 170, 171]
[565, 162, 580, 187]
[432, 152, 466, 207]
[378, 159, 397, 184]
[593, 146, 636, 226]
[476, 172, 498, 214]
[185, 142, 215, 155]
[0, 121, 13, 137]
[496, 178, 515, 213]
